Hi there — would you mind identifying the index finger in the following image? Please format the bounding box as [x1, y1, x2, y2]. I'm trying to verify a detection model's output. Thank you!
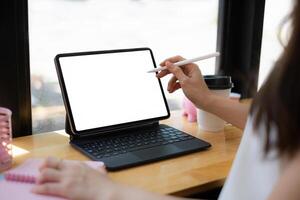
[156, 69, 170, 79]
[39, 157, 64, 171]
[159, 55, 185, 66]
[32, 183, 65, 197]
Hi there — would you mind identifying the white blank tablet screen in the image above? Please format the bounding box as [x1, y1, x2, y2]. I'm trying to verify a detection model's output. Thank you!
[59, 50, 168, 131]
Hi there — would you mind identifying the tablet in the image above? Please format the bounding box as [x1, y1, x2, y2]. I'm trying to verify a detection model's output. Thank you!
[55, 48, 170, 136]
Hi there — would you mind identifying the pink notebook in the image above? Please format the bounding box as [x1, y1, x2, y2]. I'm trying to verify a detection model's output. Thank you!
[0, 158, 104, 200]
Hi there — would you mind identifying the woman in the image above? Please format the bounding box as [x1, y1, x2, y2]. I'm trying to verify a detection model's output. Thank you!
[32, 1, 300, 199]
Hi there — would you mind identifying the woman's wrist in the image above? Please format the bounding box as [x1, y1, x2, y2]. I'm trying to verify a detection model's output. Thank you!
[107, 184, 137, 200]
[93, 182, 123, 200]
[194, 91, 216, 112]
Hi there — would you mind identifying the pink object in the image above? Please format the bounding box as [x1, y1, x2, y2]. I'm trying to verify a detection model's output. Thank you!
[0, 107, 12, 172]
[182, 96, 197, 122]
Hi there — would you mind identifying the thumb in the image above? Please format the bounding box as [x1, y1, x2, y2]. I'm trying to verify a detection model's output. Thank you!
[165, 61, 188, 82]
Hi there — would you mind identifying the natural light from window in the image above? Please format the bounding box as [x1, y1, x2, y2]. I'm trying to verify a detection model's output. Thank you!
[259, 0, 293, 88]
[29, 0, 219, 133]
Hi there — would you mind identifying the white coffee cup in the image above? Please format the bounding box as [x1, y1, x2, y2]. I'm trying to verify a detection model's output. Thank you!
[197, 75, 233, 132]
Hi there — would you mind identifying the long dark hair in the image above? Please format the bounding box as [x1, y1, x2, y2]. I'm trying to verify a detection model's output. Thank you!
[251, 0, 300, 158]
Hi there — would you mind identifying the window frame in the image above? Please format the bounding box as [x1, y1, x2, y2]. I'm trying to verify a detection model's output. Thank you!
[216, 0, 266, 98]
[1, 0, 32, 137]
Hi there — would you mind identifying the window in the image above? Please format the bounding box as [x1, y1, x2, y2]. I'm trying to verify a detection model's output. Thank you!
[259, 0, 293, 88]
[29, 0, 219, 133]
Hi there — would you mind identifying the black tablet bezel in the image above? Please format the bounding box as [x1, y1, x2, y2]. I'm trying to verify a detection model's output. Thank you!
[55, 47, 170, 136]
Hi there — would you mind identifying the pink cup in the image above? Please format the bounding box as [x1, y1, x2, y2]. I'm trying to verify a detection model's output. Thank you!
[0, 107, 12, 172]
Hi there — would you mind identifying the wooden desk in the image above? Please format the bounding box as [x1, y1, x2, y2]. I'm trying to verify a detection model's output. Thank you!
[12, 111, 242, 197]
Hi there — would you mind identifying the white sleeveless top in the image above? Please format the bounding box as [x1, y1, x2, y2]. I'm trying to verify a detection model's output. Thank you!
[218, 116, 281, 200]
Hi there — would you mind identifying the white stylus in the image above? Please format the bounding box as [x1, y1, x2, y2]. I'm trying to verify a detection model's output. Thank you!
[147, 52, 220, 73]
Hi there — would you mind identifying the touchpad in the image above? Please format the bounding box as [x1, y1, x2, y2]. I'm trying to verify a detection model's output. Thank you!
[133, 144, 181, 160]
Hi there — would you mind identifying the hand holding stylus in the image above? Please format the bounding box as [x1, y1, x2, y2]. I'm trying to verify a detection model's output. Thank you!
[156, 55, 213, 110]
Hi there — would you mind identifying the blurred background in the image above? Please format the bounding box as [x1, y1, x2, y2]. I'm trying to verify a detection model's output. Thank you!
[29, 0, 292, 133]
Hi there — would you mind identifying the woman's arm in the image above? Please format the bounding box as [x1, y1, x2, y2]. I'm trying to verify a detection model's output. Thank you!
[115, 185, 192, 200]
[157, 55, 250, 129]
[267, 152, 300, 200]
[204, 94, 250, 129]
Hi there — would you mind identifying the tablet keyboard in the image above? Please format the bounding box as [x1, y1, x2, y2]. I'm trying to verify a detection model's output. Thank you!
[78, 127, 194, 159]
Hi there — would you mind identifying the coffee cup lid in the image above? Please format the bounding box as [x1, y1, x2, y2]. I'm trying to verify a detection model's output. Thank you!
[204, 75, 233, 90]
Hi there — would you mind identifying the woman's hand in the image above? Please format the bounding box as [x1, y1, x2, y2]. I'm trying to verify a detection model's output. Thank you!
[157, 55, 212, 109]
[31, 157, 120, 200]
[32, 157, 186, 200]
[157, 55, 250, 129]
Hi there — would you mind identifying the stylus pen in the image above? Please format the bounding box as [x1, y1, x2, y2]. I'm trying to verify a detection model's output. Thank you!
[147, 52, 220, 73]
